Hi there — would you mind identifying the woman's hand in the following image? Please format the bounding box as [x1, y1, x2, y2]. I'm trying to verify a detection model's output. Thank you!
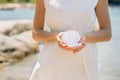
[56, 32, 86, 54]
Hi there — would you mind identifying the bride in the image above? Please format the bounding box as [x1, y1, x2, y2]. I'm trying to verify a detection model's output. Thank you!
[30, 0, 112, 80]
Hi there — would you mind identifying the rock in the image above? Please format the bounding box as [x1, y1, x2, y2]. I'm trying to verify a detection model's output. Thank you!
[0, 20, 39, 64]
[0, 7, 15, 10]
[0, 34, 28, 53]
[0, 21, 16, 34]
[21, 3, 35, 9]
[0, 3, 35, 10]
[11, 51, 26, 59]
[12, 30, 39, 54]
[0, 56, 8, 63]
[0, 20, 33, 35]
[0, 4, 15, 10]
[0, 31, 39, 64]
[0, 53, 12, 63]
[9, 22, 33, 36]
[0, 34, 27, 60]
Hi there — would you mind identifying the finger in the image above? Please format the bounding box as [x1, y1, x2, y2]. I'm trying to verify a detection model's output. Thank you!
[73, 51, 76, 54]
[58, 43, 70, 51]
[74, 49, 81, 53]
[73, 50, 79, 54]
[56, 32, 63, 38]
[56, 32, 64, 41]
[57, 37, 62, 42]
[77, 37, 82, 43]
[64, 46, 72, 51]
[73, 46, 82, 51]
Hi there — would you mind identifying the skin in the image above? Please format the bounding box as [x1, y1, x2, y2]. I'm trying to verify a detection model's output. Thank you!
[32, 0, 112, 52]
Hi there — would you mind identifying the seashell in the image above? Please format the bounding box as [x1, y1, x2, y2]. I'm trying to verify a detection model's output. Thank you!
[61, 30, 82, 47]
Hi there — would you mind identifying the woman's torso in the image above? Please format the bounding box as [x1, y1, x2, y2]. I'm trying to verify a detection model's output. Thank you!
[44, 0, 98, 33]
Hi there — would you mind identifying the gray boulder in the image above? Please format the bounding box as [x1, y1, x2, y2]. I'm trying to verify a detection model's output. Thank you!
[0, 31, 39, 64]
[0, 20, 33, 36]
[9, 23, 33, 36]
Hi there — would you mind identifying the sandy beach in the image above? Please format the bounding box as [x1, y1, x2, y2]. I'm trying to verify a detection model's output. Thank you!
[0, 53, 39, 80]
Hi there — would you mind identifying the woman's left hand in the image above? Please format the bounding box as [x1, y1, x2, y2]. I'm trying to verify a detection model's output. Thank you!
[56, 32, 87, 54]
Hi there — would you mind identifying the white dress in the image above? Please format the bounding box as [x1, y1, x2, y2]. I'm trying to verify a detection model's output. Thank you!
[30, 0, 99, 80]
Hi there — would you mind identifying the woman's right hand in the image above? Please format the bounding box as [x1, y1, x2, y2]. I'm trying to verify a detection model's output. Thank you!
[56, 32, 86, 54]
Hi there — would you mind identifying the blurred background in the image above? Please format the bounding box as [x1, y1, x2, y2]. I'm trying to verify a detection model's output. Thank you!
[0, 0, 120, 80]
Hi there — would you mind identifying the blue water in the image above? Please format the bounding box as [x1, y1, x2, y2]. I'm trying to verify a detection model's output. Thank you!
[0, 8, 34, 20]
[0, 7, 120, 80]
[0, 7, 119, 21]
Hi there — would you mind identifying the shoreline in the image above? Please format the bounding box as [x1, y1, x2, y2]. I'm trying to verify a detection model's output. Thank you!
[0, 2, 120, 10]
[0, 3, 35, 10]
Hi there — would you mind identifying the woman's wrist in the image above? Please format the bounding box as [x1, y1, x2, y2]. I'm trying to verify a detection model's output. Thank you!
[80, 34, 87, 46]
[52, 31, 59, 41]
[83, 33, 89, 43]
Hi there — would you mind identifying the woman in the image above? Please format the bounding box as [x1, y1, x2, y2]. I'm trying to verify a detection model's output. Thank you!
[30, 0, 112, 80]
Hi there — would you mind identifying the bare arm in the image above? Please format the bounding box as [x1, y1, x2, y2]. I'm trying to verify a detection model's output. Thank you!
[32, 0, 57, 42]
[85, 0, 112, 43]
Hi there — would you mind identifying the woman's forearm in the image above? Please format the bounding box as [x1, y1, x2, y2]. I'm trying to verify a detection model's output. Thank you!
[84, 29, 112, 43]
[32, 29, 57, 42]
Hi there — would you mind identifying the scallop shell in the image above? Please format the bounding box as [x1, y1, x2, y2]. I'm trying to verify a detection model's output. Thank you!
[61, 30, 82, 47]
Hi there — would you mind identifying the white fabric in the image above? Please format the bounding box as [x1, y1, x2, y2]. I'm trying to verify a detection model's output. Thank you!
[30, 0, 99, 80]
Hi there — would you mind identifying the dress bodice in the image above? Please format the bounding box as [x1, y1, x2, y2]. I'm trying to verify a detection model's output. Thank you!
[44, 0, 98, 33]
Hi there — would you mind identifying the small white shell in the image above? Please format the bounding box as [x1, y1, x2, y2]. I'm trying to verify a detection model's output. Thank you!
[61, 30, 82, 47]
